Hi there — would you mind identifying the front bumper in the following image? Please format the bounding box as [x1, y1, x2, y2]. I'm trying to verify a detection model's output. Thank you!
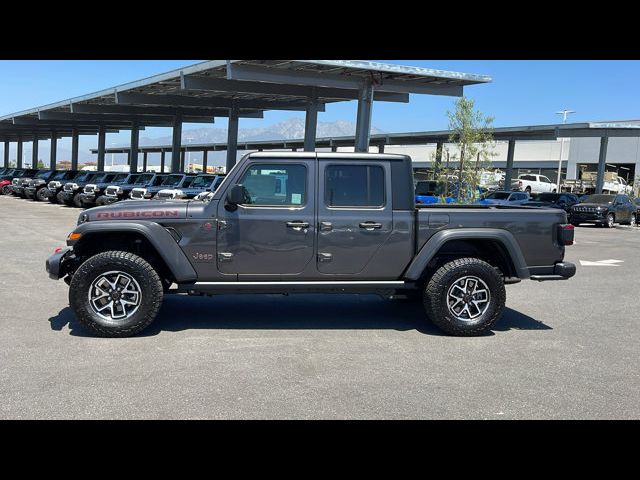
[529, 262, 577, 281]
[13, 186, 25, 196]
[46, 248, 71, 280]
[102, 195, 121, 204]
[60, 190, 77, 201]
[25, 187, 37, 197]
[79, 193, 96, 204]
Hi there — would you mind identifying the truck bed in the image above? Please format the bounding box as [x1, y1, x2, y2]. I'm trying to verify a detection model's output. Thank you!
[415, 204, 567, 268]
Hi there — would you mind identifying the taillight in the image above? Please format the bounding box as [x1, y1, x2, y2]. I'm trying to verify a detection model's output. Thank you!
[558, 224, 574, 246]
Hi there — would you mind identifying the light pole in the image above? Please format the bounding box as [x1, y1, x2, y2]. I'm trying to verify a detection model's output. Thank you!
[555, 109, 575, 191]
[185, 135, 194, 172]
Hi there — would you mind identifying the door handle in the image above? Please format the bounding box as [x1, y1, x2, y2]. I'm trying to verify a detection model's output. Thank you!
[359, 222, 382, 230]
[286, 221, 310, 231]
[319, 221, 333, 232]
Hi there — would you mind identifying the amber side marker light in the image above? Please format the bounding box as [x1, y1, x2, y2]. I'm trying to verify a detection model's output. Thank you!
[68, 232, 82, 241]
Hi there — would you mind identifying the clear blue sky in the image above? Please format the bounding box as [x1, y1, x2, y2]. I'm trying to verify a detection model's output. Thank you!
[1, 60, 639, 135]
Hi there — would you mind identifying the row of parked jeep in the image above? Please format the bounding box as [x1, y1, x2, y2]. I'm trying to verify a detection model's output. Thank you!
[0, 167, 226, 207]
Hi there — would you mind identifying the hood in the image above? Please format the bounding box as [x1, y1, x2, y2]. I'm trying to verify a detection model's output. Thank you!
[83, 199, 190, 221]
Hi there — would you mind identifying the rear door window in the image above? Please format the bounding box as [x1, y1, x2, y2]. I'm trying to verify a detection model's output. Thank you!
[325, 164, 385, 208]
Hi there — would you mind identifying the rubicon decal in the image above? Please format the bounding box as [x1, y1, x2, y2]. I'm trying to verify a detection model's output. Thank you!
[95, 210, 180, 219]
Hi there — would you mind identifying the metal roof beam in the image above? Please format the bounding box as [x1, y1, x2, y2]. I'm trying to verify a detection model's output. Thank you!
[115, 92, 325, 112]
[70, 103, 264, 118]
[181, 74, 409, 103]
[39, 111, 215, 124]
[226, 63, 463, 97]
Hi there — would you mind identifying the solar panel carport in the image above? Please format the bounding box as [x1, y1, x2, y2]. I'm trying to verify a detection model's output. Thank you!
[0, 60, 490, 174]
[91, 121, 640, 195]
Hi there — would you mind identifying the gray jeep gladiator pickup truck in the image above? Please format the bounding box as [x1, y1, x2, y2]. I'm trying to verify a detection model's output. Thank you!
[46, 152, 576, 337]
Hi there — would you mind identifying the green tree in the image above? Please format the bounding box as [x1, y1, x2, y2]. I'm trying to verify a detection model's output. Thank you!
[446, 97, 496, 203]
[37, 160, 45, 169]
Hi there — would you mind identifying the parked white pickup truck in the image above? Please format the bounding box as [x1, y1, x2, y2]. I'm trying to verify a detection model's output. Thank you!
[511, 174, 556, 193]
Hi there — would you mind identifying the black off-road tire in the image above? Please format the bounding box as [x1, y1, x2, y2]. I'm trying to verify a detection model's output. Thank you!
[1, 185, 11, 195]
[72, 192, 84, 208]
[69, 251, 164, 337]
[36, 187, 48, 201]
[95, 195, 107, 206]
[423, 257, 506, 336]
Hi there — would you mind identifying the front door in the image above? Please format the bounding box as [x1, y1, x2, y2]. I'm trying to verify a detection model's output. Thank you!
[316, 160, 393, 275]
[216, 160, 315, 276]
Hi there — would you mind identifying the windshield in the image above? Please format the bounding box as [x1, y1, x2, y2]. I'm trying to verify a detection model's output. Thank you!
[74, 172, 92, 182]
[162, 174, 184, 187]
[136, 174, 155, 184]
[190, 175, 214, 188]
[52, 171, 70, 180]
[125, 174, 141, 184]
[92, 173, 110, 183]
[113, 173, 129, 182]
[584, 194, 615, 204]
[537, 193, 559, 202]
[34, 171, 52, 179]
[485, 192, 510, 200]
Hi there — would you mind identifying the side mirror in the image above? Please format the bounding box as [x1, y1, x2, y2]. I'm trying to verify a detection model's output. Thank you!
[225, 184, 248, 211]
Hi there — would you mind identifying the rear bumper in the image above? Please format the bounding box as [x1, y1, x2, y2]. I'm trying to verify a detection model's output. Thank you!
[46, 248, 71, 280]
[529, 262, 576, 281]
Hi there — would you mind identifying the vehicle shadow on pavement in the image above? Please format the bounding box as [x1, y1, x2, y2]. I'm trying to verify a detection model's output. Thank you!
[47, 294, 551, 337]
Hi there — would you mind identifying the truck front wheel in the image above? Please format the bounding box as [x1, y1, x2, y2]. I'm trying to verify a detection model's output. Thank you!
[69, 251, 164, 337]
[423, 258, 506, 336]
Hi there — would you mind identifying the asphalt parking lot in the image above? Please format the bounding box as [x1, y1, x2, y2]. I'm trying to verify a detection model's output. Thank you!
[0, 194, 638, 419]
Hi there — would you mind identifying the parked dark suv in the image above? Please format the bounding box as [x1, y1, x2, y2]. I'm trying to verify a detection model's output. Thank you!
[524, 192, 580, 220]
[570, 193, 636, 228]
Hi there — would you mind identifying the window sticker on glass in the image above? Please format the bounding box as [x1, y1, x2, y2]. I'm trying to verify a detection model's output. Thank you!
[291, 193, 302, 205]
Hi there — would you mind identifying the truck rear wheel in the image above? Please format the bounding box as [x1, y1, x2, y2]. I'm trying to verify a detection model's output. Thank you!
[423, 257, 506, 336]
[69, 251, 164, 337]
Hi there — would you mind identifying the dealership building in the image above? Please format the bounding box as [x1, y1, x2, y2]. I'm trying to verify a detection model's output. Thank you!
[380, 120, 640, 188]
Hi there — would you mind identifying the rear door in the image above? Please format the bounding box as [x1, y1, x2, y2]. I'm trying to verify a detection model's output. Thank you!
[316, 160, 392, 274]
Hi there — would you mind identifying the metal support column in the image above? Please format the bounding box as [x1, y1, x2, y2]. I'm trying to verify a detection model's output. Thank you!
[50, 133, 57, 170]
[17, 137, 23, 168]
[354, 79, 374, 152]
[71, 129, 79, 170]
[304, 91, 318, 152]
[378, 144, 385, 154]
[202, 150, 208, 173]
[160, 150, 166, 173]
[226, 105, 239, 172]
[142, 152, 148, 171]
[331, 145, 338, 153]
[129, 122, 139, 173]
[180, 150, 186, 171]
[3, 141, 9, 168]
[595, 135, 609, 194]
[504, 139, 516, 189]
[171, 114, 182, 173]
[97, 127, 106, 171]
[32, 133, 39, 168]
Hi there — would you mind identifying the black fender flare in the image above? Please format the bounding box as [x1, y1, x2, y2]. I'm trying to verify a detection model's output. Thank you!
[69, 221, 197, 283]
[403, 228, 530, 280]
